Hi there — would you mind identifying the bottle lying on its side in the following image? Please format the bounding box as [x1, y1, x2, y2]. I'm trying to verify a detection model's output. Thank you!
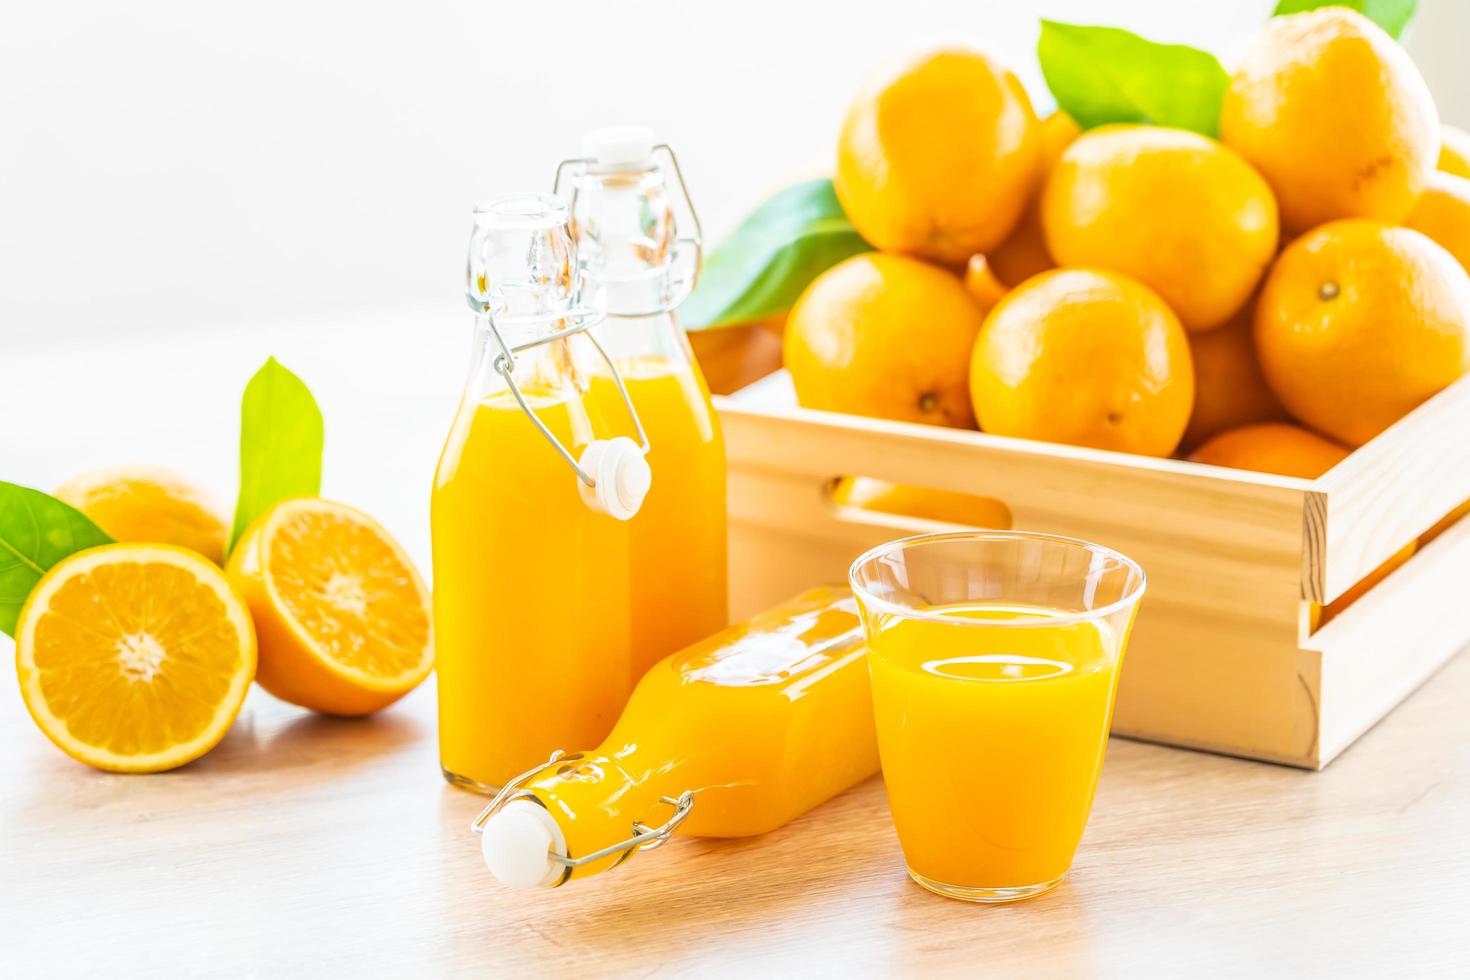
[474, 587, 879, 888]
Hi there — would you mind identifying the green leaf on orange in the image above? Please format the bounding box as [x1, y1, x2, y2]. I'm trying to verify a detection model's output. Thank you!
[0, 482, 113, 636]
[230, 357, 324, 552]
[1038, 21, 1229, 137]
[1272, 0, 1417, 39]
[683, 178, 870, 331]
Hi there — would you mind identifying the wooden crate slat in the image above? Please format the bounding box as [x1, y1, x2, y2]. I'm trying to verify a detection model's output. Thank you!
[1306, 377, 1470, 603]
[720, 401, 1307, 618]
[1308, 516, 1470, 765]
[703, 348, 1470, 768]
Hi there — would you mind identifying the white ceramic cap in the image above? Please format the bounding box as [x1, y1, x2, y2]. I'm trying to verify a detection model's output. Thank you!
[582, 125, 655, 169]
[578, 436, 652, 520]
[480, 799, 567, 889]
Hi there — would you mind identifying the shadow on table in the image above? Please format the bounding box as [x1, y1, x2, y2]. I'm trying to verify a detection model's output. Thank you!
[187, 697, 426, 780]
[441, 773, 1105, 971]
[558, 814, 1100, 972]
[4, 695, 428, 842]
[447, 777, 982, 963]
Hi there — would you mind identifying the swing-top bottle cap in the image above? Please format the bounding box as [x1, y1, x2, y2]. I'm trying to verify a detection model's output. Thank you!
[578, 436, 652, 521]
[481, 799, 566, 889]
[582, 125, 656, 170]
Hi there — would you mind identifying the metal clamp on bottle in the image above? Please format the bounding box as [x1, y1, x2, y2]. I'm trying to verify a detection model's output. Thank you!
[471, 750, 695, 889]
[466, 193, 653, 520]
[480, 306, 652, 520]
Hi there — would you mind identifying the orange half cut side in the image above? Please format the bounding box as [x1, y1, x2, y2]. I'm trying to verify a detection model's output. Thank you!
[15, 543, 256, 773]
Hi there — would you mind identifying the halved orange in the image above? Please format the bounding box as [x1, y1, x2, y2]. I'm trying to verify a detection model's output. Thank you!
[15, 543, 257, 773]
[226, 498, 432, 716]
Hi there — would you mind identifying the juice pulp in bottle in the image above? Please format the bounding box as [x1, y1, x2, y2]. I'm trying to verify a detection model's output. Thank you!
[433, 194, 640, 792]
[866, 603, 1123, 890]
[477, 587, 878, 888]
[569, 129, 728, 675]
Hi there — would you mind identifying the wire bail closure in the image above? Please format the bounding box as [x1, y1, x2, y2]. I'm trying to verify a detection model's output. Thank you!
[470, 750, 695, 883]
[553, 143, 704, 316]
[478, 304, 650, 489]
[465, 190, 653, 517]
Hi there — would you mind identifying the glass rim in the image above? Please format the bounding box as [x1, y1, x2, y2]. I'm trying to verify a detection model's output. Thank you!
[472, 192, 568, 230]
[847, 530, 1147, 629]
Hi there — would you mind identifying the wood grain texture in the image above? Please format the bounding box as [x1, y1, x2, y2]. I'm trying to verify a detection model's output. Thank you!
[716, 398, 1324, 764]
[1305, 377, 1470, 603]
[1, 317, 1468, 975]
[3, 645, 1468, 976]
[717, 399, 1312, 622]
[713, 373, 1470, 769]
[1309, 516, 1470, 765]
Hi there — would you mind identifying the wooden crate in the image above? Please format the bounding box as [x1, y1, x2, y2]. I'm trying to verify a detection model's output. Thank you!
[692, 333, 1470, 768]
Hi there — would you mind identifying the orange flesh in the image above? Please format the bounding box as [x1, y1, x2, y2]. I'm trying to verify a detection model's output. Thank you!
[266, 507, 430, 681]
[27, 558, 248, 756]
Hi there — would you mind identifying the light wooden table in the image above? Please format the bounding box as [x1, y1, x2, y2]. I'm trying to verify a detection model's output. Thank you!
[3, 314, 1469, 976]
[4, 649, 1469, 977]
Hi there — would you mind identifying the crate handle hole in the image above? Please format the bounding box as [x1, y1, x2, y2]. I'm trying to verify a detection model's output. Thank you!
[822, 476, 1013, 530]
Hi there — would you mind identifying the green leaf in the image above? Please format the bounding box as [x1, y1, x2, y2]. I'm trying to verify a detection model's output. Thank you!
[683, 178, 870, 330]
[0, 482, 112, 636]
[1272, 0, 1417, 39]
[1038, 21, 1230, 137]
[230, 357, 324, 551]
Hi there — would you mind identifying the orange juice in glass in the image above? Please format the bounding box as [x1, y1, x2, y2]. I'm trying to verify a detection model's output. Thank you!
[850, 531, 1145, 903]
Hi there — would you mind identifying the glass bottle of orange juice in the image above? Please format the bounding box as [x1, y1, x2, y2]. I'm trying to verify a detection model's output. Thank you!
[432, 193, 655, 792]
[434, 134, 727, 794]
[472, 587, 878, 889]
[558, 127, 728, 677]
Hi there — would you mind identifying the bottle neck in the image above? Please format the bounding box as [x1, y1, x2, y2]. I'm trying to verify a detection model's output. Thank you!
[464, 313, 596, 403]
[527, 747, 682, 882]
[591, 309, 693, 368]
[571, 164, 699, 321]
[465, 305, 697, 402]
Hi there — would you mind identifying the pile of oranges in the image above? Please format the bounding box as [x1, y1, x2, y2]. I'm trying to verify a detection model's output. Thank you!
[785, 8, 1470, 482]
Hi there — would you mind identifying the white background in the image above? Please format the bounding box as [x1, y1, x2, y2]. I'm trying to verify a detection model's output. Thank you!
[4, 0, 1468, 351]
[2, 0, 1468, 568]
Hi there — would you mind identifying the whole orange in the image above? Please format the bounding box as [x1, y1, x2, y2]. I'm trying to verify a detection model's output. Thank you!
[1254, 220, 1470, 446]
[1406, 172, 1470, 273]
[1189, 422, 1350, 478]
[835, 48, 1040, 266]
[1181, 301, 1289, 450]
[784, 252, 986, 427]
[986, 110, 1081, 287]
[1220, 8, 1438, 232]
[1041, 125, 1278, 331]
[970, 269, 1194, 456]
[1440, 125, 1470, 178]
[54, 466, 229, 565]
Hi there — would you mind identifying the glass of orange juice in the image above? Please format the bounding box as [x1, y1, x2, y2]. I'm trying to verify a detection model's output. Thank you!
[850, 530, 1146, 903]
